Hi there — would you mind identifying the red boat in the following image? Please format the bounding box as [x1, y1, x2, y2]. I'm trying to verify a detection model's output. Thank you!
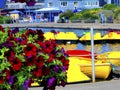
[66, 50, 97, 58]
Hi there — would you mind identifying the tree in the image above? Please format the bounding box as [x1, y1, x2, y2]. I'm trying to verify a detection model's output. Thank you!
[103, 4, 117, 10]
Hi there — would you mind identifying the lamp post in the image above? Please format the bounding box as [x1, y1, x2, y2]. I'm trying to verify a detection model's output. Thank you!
[90, 27, 95, 83]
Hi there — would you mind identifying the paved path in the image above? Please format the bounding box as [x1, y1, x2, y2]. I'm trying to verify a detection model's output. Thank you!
[29, 79, 120, 90]
[0, 22, 120, 29]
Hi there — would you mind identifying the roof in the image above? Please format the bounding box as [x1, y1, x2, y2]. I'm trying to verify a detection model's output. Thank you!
[35, 7, 62, 12]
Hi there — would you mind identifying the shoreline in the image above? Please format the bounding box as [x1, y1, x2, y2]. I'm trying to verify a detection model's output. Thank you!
[0, 22, 120, 29]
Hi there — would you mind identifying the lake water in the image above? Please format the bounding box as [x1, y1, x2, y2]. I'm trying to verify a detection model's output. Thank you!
[19, 27, 120, 54]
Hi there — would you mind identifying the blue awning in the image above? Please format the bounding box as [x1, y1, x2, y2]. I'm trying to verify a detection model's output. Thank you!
[9, 10, 23, 14]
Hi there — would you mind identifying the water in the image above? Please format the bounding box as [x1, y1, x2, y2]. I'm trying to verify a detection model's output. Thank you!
[18, 27, 120, 54]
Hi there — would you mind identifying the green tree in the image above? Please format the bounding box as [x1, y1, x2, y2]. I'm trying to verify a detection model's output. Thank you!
[114, 7, 120, 19]
[59, 10, 74, 19]
[103, 4, 117, 10]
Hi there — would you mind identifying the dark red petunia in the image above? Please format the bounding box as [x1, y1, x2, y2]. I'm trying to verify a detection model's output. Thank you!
[20, 39, 28, 45]
[59, 56, 69, 70]
[4, 49, 15, 61]
[10, 57, 22, 71]
[36, 30, 44, 41]
[25, 29, 36, 36]
[39, 40, 57, 54]
[33, 68, 42, 77]
[0, 25, 5, 32]
[47, 54, 54, 63]
[5, 69, 11, 80]
[0, 77, 4, 84]
[24, 43, 37, 57]
[42, 67, 50, 76]
[36, 56, 44, 68]
[25, 56, 37, 66]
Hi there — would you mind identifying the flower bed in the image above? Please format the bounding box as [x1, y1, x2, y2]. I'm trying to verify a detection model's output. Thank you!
[0, 26, 69, 90]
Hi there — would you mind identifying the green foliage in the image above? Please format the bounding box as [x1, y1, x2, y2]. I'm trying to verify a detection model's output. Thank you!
[103, 4, 117, 10]
[114, 7, 120, 19]
[71, 8, 100, 20]
[0, 16, 11, 24]
[60, 10, 74, 19]
[70, 14, 80, 20]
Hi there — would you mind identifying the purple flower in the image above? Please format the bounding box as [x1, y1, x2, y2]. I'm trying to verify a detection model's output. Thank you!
[53, 65, 59, 72]
[24, 79, 30, 90]
[12, 27, 19, 34]
[47, 77, 56, 87]
[61, 48, 68, 57]
[8, 76, 14, 85]
[16, 38, 22, 42]
[60, 81, 66, 87]
[62, 66, 67, 71]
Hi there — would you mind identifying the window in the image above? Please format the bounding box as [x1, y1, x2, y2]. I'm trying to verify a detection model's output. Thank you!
[60, 2, 67, 7]
[74, 2, 78, 7]
[48, 2, 53, 7]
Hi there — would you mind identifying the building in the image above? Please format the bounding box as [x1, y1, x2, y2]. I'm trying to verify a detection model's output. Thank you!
[112, 0, 120, 6]
[44, 0, 99, 12]
[5, 0, 44, 10]
[99, 0, 120, 6]
[99, 0, 107, 6]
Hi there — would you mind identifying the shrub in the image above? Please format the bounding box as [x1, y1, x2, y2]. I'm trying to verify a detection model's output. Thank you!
[0, 16, 11, 24]
[103, 4, 117, 10]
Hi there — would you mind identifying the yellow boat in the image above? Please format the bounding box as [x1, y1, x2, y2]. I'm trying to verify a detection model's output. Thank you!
[96, 51, 120, 66]
[79, 60, 112, 79]
[102, 31, 120, 40]
[79, 32, 102, 41]
[56, 32, 78, 40]
[67, 57, 91, 83]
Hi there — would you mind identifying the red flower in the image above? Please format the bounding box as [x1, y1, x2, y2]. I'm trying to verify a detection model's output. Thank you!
[10, 57, 22, 71]
[0, 25, 4, 32]
[24, 43, 37, 57]
[5, 69, 11, 80]
[42, 67, 50, 76]
[25, 56, 37, 66]
[0, 77, 4, 84]
[4, 50, 15, 61]
[25, 29, 36, 36]
[47, 54, 54, 63]
[36, 56, 44, 68]
[33, 68, 42, 77]
[59, 56, 69, 70]
[39, 40, 57, 54]
[36, 30, 44, 41]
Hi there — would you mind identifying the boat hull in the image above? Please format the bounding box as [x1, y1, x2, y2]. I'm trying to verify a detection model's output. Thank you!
[96, 51, 120, 66]
[80, 62, 111, 79]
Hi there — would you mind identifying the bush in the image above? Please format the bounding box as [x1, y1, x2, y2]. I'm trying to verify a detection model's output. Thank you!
[0, 16, 11, 24]
[114, 7, 120, 19]
[103, 4, 117, 10]
[59, 10, 74, 19]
